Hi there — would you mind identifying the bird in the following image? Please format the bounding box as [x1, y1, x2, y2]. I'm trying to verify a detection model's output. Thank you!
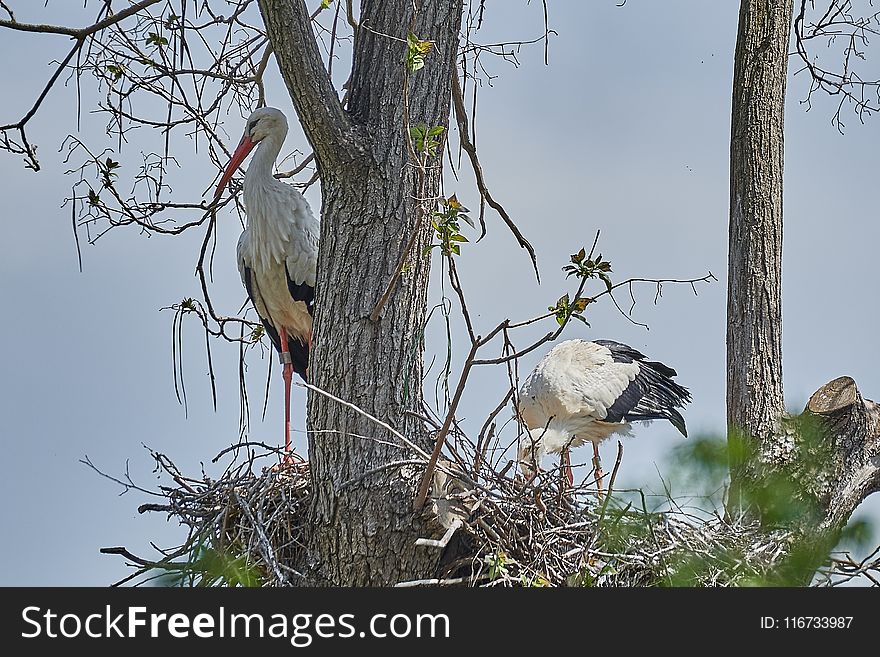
[214, 107, 318, 466]
[516, 339, 691, 494]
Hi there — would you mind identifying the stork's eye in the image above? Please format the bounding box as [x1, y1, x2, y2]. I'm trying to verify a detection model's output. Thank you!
[248, 119, 259, 132]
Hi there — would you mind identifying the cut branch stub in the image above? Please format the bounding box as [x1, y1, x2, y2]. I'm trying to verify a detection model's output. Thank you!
[806, 376, 866, 445]
[802, 376, 880, 533]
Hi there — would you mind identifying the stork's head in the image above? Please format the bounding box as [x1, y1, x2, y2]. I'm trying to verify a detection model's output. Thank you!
[243, 107, 289, 144]
[214, 107, 289, 199]
[517, 425, 579, 479]
[517, 428, 550, 480]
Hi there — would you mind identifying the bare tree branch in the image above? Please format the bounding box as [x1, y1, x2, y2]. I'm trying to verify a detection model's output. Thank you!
[0, 0, 162, 38]
[451, 66, 539, 281]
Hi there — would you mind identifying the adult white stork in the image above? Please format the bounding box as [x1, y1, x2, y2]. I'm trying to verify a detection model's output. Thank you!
[214, 107, 318, 465]
[517, 339, 691, 493]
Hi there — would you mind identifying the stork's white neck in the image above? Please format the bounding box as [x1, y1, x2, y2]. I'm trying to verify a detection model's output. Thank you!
[245, 133, 283, 187]
[239, 130, 314, 273]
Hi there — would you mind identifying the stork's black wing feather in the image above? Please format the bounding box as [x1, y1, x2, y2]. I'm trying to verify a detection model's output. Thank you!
[593, 339, 647, 363]
[242, 265, 309, 381]
[285, 262, 315, 316]
[596, 340, 691, 436]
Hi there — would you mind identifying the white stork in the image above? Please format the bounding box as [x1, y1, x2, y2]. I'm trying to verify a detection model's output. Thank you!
[214, 107, 318, 466]
[517, 339, 691, 493]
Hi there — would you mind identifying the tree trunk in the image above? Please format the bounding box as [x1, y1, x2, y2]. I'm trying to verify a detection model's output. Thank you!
[259, 0, 462, 584]
[727, 0, 793, 512]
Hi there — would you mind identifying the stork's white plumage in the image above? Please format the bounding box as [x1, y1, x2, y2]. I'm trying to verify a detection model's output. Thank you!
[215, 107, 318, 464]
[517, 339, 691, 490]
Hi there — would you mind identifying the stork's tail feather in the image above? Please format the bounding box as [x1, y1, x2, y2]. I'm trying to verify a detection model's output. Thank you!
[629, 360, 692, 437]
[665, 408, 688, 437]
[289, 338, 309, 382]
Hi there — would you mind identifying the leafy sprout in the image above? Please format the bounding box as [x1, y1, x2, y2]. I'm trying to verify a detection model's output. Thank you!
[100, 157, 120, 188]
[410, 123, 445, 157]
[147, 32, 169, 48]
[106, 63, 124, 81]
[484, 551, 509, 581]
[428, 194, 473, 257]
[406, 33, 434, 73]
[564, 247, 613, 292]
[548, 293, 592, 326]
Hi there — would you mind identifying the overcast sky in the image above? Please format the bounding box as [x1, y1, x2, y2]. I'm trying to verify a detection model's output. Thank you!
[1, 1, 878, 585]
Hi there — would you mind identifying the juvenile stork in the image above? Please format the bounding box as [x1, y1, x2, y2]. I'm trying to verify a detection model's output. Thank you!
[214, 107, 318, 465]
[517, 339, 691, 494]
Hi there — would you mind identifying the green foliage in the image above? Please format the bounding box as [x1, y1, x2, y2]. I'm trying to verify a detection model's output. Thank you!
[547, 247, 614, 327]
[484, 551, 509, 581]
[564, 247, 613, 291]
[405, 33, 434, 73]
[410, 123, 445, 157]
[428, 195, 472, 257]
[249, 324, 265, 344]
[159, 539, 264, 588]
[318, 0, 333, 10]
[565, 414, 878, 587]
[520, 572, 550, 587]
[147, 32, 169, 48]
[106, 63, 124, 81]
[839, 517, 874, 551]
[548, 293, 592, 326]
[100, 157, 120, 188]
[658, 417, 876, 585]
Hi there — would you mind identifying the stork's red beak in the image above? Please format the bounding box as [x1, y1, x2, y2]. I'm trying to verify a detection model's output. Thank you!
[214, 132, 256, 199]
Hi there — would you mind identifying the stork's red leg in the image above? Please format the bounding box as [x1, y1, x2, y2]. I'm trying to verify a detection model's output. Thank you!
[592, 442, 604, 500]
[561, 449, 574, 489]
[278, 330, 294, 466]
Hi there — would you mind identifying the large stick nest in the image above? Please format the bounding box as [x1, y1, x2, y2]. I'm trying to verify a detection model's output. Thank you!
[100, 443, 879, 587]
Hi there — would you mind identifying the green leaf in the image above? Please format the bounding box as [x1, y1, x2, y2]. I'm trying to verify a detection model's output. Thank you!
[147, 32, 169, 47]
[448, 233, 468, 243]
[106, 64, 124, 81]
[249, 324, 265, 343]
[405, 33, 434, 73]
[427, 125, 445, 137]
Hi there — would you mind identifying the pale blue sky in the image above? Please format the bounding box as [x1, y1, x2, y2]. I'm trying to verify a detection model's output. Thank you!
[1, 1, 877, 585]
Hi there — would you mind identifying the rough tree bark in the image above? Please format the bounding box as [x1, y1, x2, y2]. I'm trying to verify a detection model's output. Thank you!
[258, 0, 462, 585]
[727, 0, 793, 512]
